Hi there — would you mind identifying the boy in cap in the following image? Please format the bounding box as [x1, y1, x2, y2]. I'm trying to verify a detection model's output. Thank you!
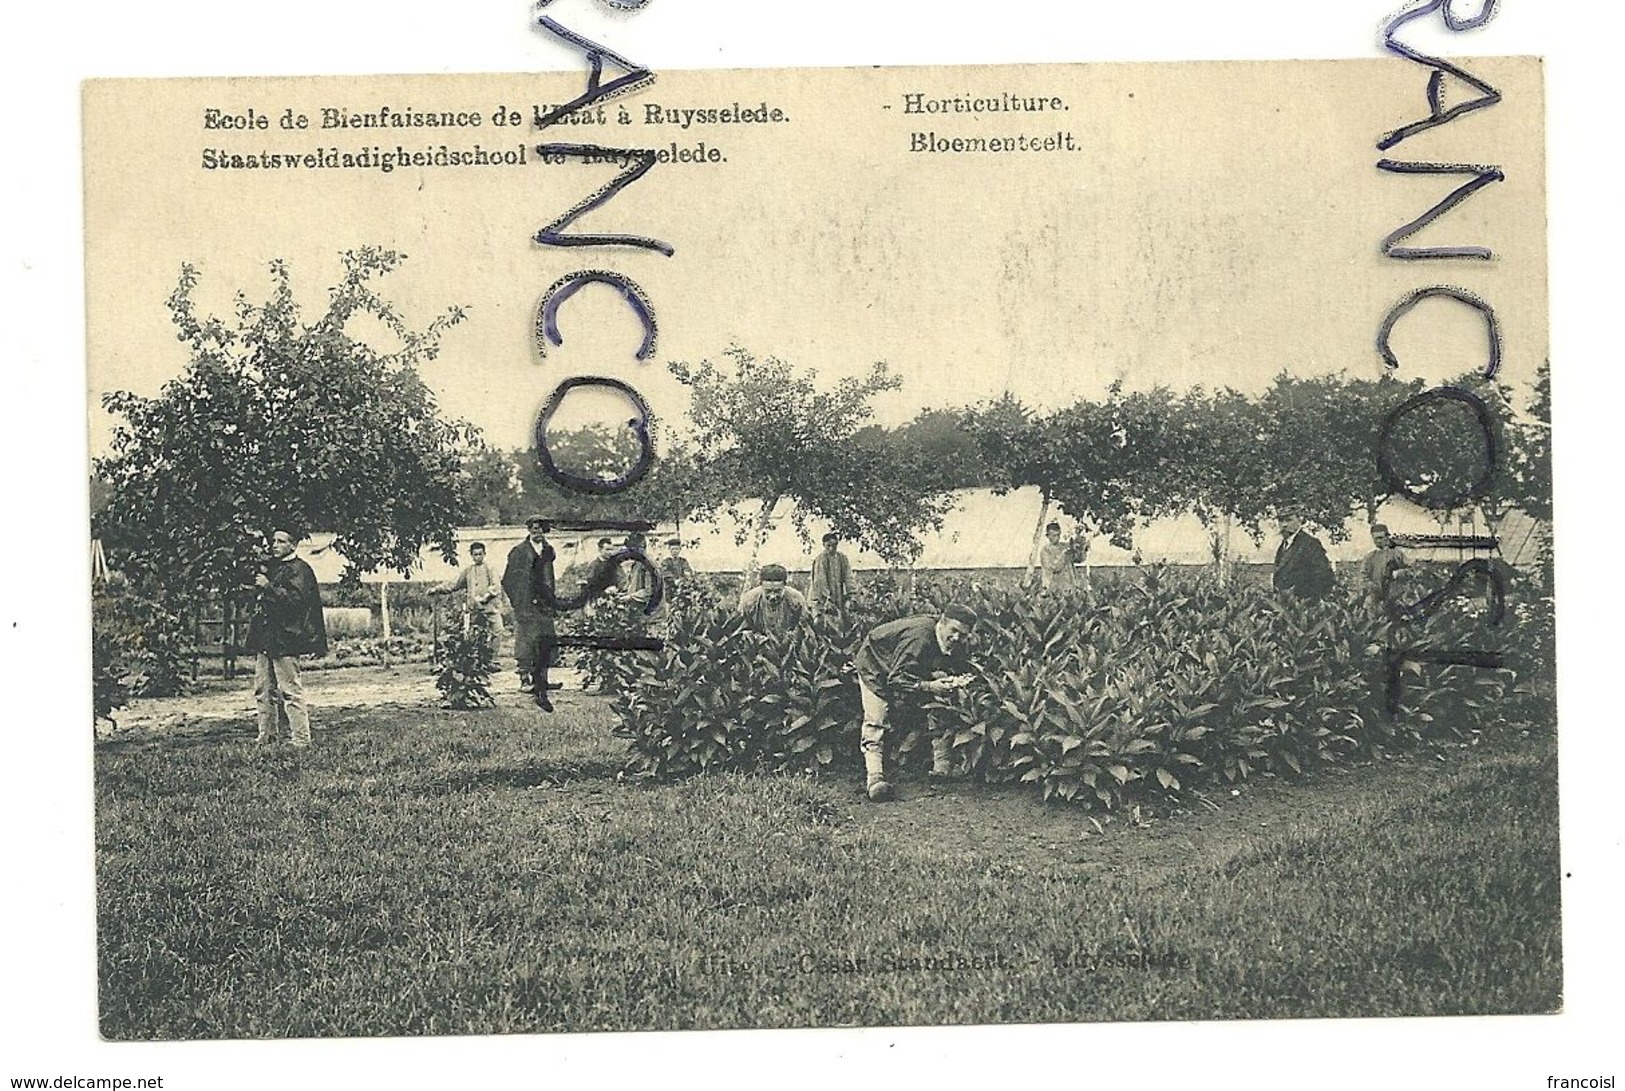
[430, 540, 503, 634]
[1360, 522, 1407, 612]
[854, 605, 978, 801]
[658, 537, 694, 590]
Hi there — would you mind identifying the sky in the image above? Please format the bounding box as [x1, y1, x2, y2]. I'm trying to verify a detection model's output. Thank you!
[85, 58, 1546, 457]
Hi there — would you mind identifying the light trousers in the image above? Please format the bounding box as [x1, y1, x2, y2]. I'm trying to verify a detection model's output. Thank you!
[254, 653, 311, 745]
[858, 677, 952, 775]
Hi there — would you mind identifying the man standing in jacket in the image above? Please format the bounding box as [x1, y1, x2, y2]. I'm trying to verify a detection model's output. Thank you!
[1272, 512, 1336, 602]
[807, 532, 853, 621]
[247, 528, 328, 748]
[502, 515, 559, 709]
[854, 605, 978, 802]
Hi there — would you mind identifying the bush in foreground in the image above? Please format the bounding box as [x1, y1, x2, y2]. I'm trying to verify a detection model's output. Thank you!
[91, 578, 196, 722]
[435, 611, 497, 709]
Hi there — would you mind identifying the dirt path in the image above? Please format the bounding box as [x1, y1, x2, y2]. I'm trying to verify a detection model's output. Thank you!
[96, 663, 585, 741]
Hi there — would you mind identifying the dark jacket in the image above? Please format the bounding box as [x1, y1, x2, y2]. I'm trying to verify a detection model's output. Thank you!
[246, 555, 328, 657]
[1273, 530, 1335, 601]
[855, 615, 965, 698]
[503, 538, 558, 624]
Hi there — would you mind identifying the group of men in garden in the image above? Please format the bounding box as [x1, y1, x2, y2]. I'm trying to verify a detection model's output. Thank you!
[245, 515, 1405, 787]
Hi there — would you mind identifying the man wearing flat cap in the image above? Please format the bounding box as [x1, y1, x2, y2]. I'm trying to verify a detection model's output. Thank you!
[1360, 522, 1407, 613]
[246, 527, 328, 748]
[502, 515, 560, 709]
[736, 563, 807, 636]
[854, 605, 979, 802]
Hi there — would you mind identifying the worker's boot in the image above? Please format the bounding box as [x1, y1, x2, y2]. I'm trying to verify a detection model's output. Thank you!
[863, 742, 894, 802]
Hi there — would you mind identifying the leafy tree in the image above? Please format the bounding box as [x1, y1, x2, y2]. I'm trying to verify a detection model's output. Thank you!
[1252, 373, 1413, 533]
[1152, 386, 1271, 572]
[1508, 360, 1553, 524]
[1187, 370, 1515, 562]
[852, 409, 992, 492]
[960, 394, 1071, 573]
[669, 347, 955, 568]
[1362, 370, 1515, 523]
[95, 248, 477, 602]
[967, 386, 1189, 576]
[1053, 384, 1183, 554]
[456, 447, 526, 525]
[506, 428, 714, 529]
[1502, 360, 1553, 587]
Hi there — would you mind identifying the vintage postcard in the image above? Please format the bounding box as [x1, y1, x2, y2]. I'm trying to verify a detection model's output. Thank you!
[83, 45, 1558, 1050]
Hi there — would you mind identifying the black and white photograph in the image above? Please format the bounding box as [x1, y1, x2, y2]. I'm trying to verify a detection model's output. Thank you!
[7, 2, 1620, 1088]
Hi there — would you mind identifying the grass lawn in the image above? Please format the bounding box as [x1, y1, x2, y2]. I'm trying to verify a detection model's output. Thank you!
[95, 688, 1562, 1038]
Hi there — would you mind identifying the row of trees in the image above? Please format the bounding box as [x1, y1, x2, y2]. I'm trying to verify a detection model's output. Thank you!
[93, 252, 1553, 617]
[458, 356, 1550, 578]
[963, 367, 1548, 573]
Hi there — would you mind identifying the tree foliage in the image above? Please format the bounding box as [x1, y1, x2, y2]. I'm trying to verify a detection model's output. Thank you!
[670, 348, 956, 566]
[851, 408, 992, 492]
[95, 249, 477, 600]
[455, 428, 712, 528]
[961, 368, 1549, 569]
[1508, 361, 1552, 524]
[964, 385, 1184, 558]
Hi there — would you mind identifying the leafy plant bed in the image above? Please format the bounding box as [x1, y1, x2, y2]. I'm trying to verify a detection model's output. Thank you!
[317, 635, 433, 669]
[610, 568, 1546, 812]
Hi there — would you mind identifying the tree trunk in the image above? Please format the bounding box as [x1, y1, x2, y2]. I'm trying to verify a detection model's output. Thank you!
[743, 495, 780, 585]
[1024, 495, 1052, 581]
[379, 578, 392, 668]
[1202, 514, 1233, 587]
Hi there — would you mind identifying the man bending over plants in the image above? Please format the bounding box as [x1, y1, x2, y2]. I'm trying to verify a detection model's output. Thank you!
[854, 605, 978, 802]
[737, 564, 808, 636]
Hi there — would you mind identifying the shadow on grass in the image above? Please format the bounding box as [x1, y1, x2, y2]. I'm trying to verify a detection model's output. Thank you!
[410, 757, 628, 795]
[97, 704, 433, 754]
